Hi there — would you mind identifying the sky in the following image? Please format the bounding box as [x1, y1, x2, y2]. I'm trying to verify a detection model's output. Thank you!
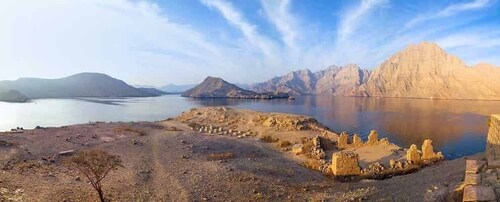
[1, 0, 499, 86]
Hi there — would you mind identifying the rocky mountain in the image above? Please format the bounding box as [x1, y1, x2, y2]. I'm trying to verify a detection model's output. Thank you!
[182, 77, 289, 99]
[160, 84, 196, 93]
[0, 90, 28, 103]
[251, 64, 370, 95]
[356, 42, 500, 100]
[0, 73, 159, 99]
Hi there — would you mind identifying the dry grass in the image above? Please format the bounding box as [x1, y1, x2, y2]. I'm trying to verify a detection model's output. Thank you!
[277, 140, 292, 148]
[207, 152, 236, 161]
[259, 135, 279, 143]
[112, 126, 144, 136]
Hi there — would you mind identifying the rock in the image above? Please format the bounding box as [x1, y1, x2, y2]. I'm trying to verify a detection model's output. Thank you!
[292, 144, 304, 155]
[331, 151, 361, 176]
[58, 150, 75, 156]
[352, 134, 363, 147]
[365, 130, 379, 146]
[338, 132, 349, 149]
[365, 162, 385, 174]
[462, 185, 496, 202]
[486, 114, 500, 167]
[406, 144, 421, 164]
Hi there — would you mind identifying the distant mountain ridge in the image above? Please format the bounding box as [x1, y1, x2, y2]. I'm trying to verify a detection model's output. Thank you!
[250, 42, 500, 100]
[356, 42, 500, 99]
[160, 84, 196, 93]
[0, 73, 161, 99]
[251, 64, 370, 95]
[182, 77, 289, 99]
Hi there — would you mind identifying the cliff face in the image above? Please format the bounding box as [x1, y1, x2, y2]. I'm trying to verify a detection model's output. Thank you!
[251, 64, 370, 95]
[356, 42, 500, 99]
[182, 77, 289, 99]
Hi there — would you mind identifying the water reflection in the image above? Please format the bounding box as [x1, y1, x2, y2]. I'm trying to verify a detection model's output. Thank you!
[1, 95, 498, 159]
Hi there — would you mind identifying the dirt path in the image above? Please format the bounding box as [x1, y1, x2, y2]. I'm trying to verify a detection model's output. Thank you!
[150, 128, 190, 201]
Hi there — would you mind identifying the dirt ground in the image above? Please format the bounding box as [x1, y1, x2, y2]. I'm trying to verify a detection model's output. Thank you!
[0, 107, 468, 201]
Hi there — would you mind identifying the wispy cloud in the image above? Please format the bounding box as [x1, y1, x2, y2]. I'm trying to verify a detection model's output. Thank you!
[201, 0, 276, 58]
[260, 0, 298, 49]
[337, 0, 388, 40]
[404, 0, 492, 29]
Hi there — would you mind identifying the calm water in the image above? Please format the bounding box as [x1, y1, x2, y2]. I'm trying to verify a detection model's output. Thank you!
[1, 95, 499, 159]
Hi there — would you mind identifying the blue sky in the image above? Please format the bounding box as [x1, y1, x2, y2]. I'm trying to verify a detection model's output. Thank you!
[1, 0, 499, 86]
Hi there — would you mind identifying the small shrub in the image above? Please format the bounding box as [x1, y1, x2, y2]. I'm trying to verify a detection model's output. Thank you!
[277, 140, 292, 148]
[66, 150, 123, 202]
[207, 152, 235, 161]
[259, 135, 279, 143]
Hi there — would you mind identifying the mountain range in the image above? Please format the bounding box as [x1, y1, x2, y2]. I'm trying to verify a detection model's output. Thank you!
[182, 76, 289, 99]
[250, 42, 500, 100]
[0, 73, 165, 101]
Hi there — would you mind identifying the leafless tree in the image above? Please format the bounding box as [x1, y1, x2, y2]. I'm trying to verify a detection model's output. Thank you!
[67, 150, 123, 202]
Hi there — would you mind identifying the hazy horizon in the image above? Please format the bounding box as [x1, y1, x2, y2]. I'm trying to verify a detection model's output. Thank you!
[1, 0, 499, 86]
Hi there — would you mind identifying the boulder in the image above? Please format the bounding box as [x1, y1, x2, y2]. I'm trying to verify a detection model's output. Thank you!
[331, 151, 361, 176]
[292, 144, 304, 155]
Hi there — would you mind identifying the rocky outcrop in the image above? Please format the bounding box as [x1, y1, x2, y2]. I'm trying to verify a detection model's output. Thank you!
[356, 42, 500, 100]
[251, 64, 370, 95]
[485, 114, 500, 165]
[182, 77, 289, 99]
[331, 151, 361, 176]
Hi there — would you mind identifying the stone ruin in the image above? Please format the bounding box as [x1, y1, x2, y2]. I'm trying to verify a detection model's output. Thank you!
[405, 139, 444, 165]
[365, 130, 379, 146]
[331, 151, 361, 176]
[336, 130, 392, 149]
[459, 114, 499, 202]
[309, 135, 326, 159]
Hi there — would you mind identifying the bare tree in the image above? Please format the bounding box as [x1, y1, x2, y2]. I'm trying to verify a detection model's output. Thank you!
[67, 150, 123, 202]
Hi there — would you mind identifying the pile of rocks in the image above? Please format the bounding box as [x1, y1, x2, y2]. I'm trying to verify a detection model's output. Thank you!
[191, 125, 254, 138]
[309, 135, 326, 160]
[261, 115, 320, 131]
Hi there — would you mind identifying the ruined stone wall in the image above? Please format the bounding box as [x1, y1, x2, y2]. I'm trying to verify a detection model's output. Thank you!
[331, 151, 361, 176]
[486, 114, 500, 162]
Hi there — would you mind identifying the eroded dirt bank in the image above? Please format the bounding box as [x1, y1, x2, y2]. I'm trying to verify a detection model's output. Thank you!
[0, 107, 467, 201]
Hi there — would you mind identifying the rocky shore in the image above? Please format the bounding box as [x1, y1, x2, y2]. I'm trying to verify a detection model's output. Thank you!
[0, 107, 472, 201]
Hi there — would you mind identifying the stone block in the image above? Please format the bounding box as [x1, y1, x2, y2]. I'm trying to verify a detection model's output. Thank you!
[338, 132, 349, 149]
[365, 130, 379, 146]
[331, 151, 361, 176]
[406, 144, 421, 163]
[292, 144, 303, 155]
[464, 173, 481, 185]
[352, 134, 363, 147]
[466, 160, 486, 174]
[462, 185, 496, 202]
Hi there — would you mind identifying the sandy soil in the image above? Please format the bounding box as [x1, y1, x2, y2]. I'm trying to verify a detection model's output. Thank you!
[0, 107, 467, 201]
